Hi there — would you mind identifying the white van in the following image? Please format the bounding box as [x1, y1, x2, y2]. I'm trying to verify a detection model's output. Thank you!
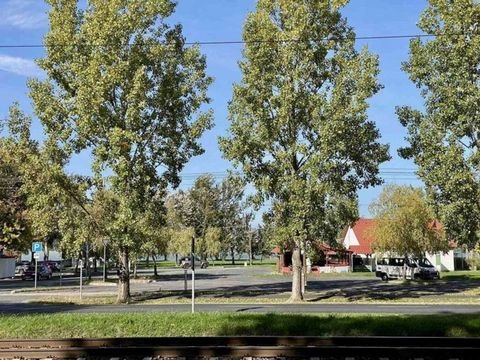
[375, 257, 440, 281]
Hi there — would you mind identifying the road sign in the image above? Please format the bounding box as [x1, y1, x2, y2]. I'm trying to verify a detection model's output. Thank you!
[33, 253, 40, 260]
[78, 260, 83, 268]
[32, 242, 43, 252]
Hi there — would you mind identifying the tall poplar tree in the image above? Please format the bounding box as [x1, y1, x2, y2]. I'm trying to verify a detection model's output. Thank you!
[29, 0, 212, 303]
[220, 0, 389, 301]
[398, 0, 480, 248]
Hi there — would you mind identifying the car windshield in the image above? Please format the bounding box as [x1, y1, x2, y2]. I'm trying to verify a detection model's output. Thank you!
[416, 258, 434, 268]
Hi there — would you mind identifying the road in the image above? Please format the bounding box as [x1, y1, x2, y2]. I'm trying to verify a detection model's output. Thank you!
[1, 266, 480, 314]
[0, 303, 479, 314]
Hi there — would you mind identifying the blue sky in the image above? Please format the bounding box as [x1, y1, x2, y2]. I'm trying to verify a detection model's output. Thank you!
[0, 0, 427, 217]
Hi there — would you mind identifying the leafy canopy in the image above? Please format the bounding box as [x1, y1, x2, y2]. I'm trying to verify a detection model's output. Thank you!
[28, 0, 213, 302]
[220, 0, 389, 244]
[398, 0, 480, 248]
[370, 185, 448, 256]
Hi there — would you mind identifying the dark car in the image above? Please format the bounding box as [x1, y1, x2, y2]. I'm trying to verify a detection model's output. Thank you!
[20, 265, 52, 280]
[178, 256, 209, 269]
[15, 261, 30, 275]
[45, 261, 61, 272]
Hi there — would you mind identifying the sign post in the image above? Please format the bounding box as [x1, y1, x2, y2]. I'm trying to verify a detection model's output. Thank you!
[79, 259, 83, 300]
[59, 252, 63, 287]
[191, 236, 195, 314]
[33, 252, 40, 288]
[31, 242, 43, 289]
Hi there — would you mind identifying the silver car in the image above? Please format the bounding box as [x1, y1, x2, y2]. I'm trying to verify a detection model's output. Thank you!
[178, 256, 209, 269]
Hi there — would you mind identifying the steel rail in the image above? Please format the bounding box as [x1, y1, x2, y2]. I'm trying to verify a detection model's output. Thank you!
[0, 336, 478, 359]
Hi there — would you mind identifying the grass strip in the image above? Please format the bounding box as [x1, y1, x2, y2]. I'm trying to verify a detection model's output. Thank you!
[442, 271, 480, 281]
[0, 313, 479, 338]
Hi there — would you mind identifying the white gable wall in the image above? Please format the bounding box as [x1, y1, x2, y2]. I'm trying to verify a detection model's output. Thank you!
[343, 227, 359, 249]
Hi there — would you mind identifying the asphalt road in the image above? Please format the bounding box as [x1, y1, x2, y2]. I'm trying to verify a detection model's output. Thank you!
[2, 266, 480, 315]
[0, 303, 479, 314]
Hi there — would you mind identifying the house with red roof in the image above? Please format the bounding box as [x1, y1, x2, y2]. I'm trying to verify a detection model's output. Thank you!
[343, 218, 375, 256]
[341, 218, 467, 272]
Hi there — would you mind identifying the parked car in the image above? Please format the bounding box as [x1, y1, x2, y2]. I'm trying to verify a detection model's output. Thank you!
[15, 261, 30, 275]
[178, 256, 209, 269]
[45, 261, 61, 272]
[375, 257, 440, 281]
[19, 265, 52, 280]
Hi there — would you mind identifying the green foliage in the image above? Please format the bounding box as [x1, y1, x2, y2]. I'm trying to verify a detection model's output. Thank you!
[398, 0, 480, 248]
[220, 0, 388, 248]
[370, 185, 449, 256]
[28, 0, 212, 302]
[216, 175, 250, 259]
[166, 174, 250, 260]
[0, 145, 31, 253]
[167, 226, 194, 256]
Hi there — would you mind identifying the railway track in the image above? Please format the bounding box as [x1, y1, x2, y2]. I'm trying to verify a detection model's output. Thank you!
[0, 336, 478, 359]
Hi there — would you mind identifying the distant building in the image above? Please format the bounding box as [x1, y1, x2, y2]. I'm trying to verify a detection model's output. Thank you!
[340, 218, 466, 272]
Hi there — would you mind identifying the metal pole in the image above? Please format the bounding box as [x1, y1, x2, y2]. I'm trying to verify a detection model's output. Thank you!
[249, 232, 253, 266]
[191, 236, 195, 314]
[79, 260, 83, 300]
[59, 253, 63, 287]
[34, 257, 38, 289]
[191, 270, 195, 313]
[103, 242, 107, 282]
[85, 242, 89, 280]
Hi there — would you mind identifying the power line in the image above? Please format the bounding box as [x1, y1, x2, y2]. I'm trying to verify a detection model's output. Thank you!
[176, 169, 419, 179]
[0, 33, 457, 49]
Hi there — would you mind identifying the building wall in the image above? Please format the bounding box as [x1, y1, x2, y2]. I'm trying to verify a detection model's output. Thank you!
[343, 227, 359, 248]
[0, 258, 15, 278]
[426, 251, 455, 272]
[20, 250, 64, 262]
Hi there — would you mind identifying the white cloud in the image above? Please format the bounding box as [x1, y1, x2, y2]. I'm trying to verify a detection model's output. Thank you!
[0, 0, 47, 30]
[0, 54, 42, 77]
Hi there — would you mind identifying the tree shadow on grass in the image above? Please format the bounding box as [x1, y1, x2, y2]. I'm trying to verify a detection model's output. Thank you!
[134, 277, 480, 302]
[130, 286, 292, 302]
[217, 313, 480, 337]
[306, 278, 480, 302]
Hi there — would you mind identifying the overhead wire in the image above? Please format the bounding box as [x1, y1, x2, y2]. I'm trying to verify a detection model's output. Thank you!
[0, 32, 469, 49]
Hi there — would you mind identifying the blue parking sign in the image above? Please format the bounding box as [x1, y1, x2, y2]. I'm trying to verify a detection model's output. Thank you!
[32, 242, 43, 252]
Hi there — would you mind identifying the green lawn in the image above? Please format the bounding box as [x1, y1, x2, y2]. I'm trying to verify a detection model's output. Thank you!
[442, 271, 480, 281]
[1, 313, 479, 338]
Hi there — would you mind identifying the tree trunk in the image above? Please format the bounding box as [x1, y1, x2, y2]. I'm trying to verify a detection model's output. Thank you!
[145, 255, 149, 267]
[93, 256, 97, 273]
[133, 261, 137, 279]
[164, 254, 167, 261]
[117, 247, 130, 303]
[231, 248, 235, 265]
[152, 253, 158, 277]
[289, 247, 303, 302]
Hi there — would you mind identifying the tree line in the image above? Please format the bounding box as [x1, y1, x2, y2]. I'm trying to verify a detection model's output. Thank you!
[1, 0, 479, 302]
